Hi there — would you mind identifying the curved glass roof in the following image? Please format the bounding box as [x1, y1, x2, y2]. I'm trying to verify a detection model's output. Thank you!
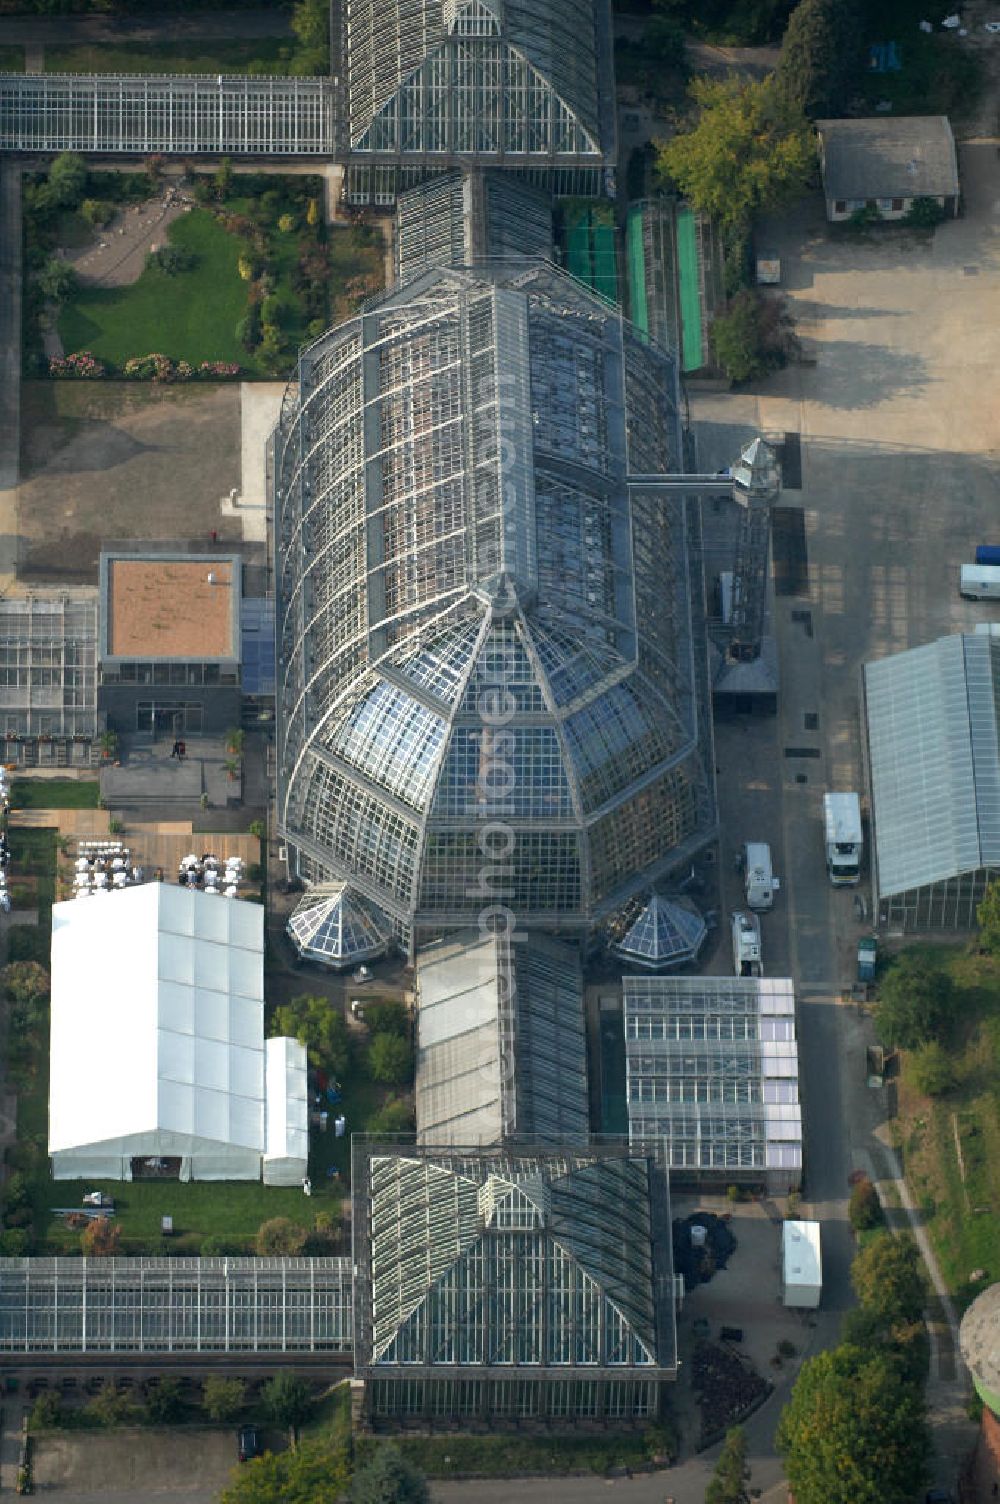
[275, 264, 714, 941]
[610, 894, 708, 971]
[287, 883, 394, 969]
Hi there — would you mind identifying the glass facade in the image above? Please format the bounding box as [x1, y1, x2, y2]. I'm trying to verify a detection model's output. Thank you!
[275, 264, 715, 949]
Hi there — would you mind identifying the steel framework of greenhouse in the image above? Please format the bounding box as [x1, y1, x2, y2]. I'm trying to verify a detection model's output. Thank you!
[0, 1257, 353, 1354]
[272, 261, 717, 953]
[0, 73, 335, 157]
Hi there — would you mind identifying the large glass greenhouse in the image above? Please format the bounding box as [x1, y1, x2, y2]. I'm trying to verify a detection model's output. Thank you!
[336, 0, 616, 203]
[273, 262, 716, 955]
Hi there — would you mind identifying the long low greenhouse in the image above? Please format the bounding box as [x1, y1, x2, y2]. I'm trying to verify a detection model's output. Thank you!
[0, 74, 334, 156]
[0, 1258, 354, 1354]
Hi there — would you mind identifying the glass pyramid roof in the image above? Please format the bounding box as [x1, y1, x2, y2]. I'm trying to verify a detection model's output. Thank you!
[610, 894, 707, 970]
[287, 883, 393, 969]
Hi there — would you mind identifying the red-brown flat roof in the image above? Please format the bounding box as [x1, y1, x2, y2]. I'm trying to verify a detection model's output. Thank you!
[107, 559, 236, 659]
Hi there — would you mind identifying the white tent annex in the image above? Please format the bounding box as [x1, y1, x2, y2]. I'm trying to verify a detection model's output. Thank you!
[49, 883, 267, 1182]
[263, 1036, 309, 1187]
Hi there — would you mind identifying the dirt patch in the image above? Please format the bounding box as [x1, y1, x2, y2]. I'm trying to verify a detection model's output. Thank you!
[66, 188, 194, 290]
[32, 1425, 237, 1494]
[17, 381, 241, 583]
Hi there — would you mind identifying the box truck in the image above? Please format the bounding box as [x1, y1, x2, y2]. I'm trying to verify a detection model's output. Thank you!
[960, 564, 1000, 600]
[732, 910, 762, 977]
[743, 842, 778, 910]
[824, 792, 862, 886]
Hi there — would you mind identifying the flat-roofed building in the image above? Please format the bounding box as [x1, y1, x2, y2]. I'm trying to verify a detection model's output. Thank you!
[98, 550, 242, 738]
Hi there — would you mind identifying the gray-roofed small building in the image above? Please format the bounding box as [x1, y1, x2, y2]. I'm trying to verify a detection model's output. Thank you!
[863, 633, 1000, 928]
[351, 1141, 677, 1426]
[415, 930, 589, 1146]
[816, 116, 959, 222]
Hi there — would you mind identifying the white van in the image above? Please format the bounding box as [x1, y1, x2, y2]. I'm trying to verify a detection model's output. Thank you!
[960, 564, 1000, 600]
[743, 841, 779, 911]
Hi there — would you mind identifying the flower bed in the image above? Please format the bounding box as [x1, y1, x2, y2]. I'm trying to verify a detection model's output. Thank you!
[51, 352, 240, 381]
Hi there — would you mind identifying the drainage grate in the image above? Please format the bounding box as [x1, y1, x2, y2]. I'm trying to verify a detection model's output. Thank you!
[784, 746, 821, 758]
[804, 712, 819, 731]
[795, 773, 808, 784]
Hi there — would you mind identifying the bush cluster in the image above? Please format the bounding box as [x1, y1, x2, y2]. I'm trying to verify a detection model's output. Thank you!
[52, 352, 240, 382]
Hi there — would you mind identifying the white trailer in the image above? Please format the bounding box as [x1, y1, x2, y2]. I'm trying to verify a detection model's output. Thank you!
[823, 792, 862, 886]
[743, 841, 778, 911]
[782, 1220, 822, 1308]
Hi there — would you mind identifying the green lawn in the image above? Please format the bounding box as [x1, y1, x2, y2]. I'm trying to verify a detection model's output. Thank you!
[36, 1177, 324, 1255]
[0, 46, 24, 72]
[7, 828, 57, 918]
[11, 778, 100, 810]
[43, 38, 303, 77]
[895, 945, 1000, 1302]
[59, 208, 250, 369]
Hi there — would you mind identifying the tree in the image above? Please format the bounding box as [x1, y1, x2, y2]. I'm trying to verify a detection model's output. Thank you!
[848, 1176, 883, 1233]
[202, 1375, 246, 1423]
[369, 1096, 415, 1135]
[2, 962, 50, 1004]
[776, 1344, 929, 1504]
[657, 76, 815, 233]
[271, 994, 351, 1077]
[29, 1391, 63, 1430]
[81, 1216, 121, 1257]
[350, 1443, 430, 1504]
[705, 1426, 750, 1504]
[368, 1031, 413, 1088]
[85, 1382, 140, 1428]
[37, 258, 78, 304]
[219, 1439, 350, 1504]
[907, 1041, 954, 1098]
[255, 1217, 308, 1257]
[977, 877, 1000, 952]
[291, 0, 330, 73]
[261, 1372, 313, 1430]
[145, 1377, 183, 1424]
[48, 152, 87, 208]
[214, 156, 233, 202]
[366, 1001, 409, 1038]
[776, 0, 865, 118]
[851, 1233, 925, 1326]
[875, 953, 952, 1050]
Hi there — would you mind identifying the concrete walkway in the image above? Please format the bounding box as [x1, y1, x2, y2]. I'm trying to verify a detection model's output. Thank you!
[0, 160, 21, 593]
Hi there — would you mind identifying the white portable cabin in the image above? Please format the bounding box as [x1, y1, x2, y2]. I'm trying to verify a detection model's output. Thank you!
[744, 842, 778, 911]
[263, 1036, 309, 1187]
[782, 1219, 822, 1308]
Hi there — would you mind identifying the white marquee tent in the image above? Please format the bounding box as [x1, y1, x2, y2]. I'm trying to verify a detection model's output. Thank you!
[49, 883, 268, 1182]
[263, 1035, 309, 1186]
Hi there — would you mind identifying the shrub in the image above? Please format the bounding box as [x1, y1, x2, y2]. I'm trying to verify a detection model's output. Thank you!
[29, 1391, 63, 1430]
[904, 196, 946, 229]
[145, 1377, 184, 1424]
[848, 1176, 883, 1233]
[146, 244, 197, 277]
[849, 203, 881, 229]
[37, 258, 78, 304]
[81, 1216, 121, 1257]
[7, 926, 50, 964]
[278, 212, 297, 233]
[202, 1374, 246, 1423]
[80, 198, 115, 229]
[368, 1096, 414, 1135]
[907, 1041, 954, 1098]
[2, 1171, 29, 1213]
[255, 1217, 308, 1257]
[49, 350, 105, 380]
[2, 962, 50, 1004]
[84, 1383, 139, 1428]
[0, 1229, 30, 1256]
[875, 953, 952, 1050]
[48, 152, 87, 209]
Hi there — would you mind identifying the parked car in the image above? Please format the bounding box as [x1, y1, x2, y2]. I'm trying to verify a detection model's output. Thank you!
[237, 1426, 260, 1464]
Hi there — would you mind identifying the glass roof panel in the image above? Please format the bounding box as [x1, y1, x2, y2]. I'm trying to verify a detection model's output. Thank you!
[612, 895, 706, 967]
[287, 883, 393, 966]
